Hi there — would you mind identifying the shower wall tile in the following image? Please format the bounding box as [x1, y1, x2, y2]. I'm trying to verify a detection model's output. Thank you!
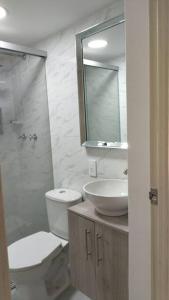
[37, 0, 128, 193]
[0, 55, 53, 244]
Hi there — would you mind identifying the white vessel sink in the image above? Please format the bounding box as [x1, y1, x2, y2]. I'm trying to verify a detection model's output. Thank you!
[83, 179, 128, 217]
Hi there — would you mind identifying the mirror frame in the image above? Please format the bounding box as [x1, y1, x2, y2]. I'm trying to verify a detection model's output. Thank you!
[76, 15, 127, 149]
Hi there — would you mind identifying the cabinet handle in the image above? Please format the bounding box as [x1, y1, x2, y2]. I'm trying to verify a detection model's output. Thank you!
[85, 229, 92, 260]
[96, 233, 103, 266]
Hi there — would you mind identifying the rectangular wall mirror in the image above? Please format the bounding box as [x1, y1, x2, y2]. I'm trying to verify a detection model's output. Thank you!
[76, 15, 127, 149]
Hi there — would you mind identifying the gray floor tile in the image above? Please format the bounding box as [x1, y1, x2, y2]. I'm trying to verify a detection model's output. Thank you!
[11, 286, 91, 300]
[58, 287, 91, 300]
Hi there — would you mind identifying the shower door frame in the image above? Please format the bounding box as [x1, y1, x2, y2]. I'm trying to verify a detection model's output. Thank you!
[0, 40, 48, 300]
[0, 167, 11, 300]
[0, 40, 47, 58]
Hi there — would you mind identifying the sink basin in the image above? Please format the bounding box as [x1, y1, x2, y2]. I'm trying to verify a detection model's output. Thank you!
[83, 179, 128, 217]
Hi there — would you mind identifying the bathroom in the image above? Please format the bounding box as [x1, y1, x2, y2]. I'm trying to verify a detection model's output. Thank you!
[1, 0, 165, 300]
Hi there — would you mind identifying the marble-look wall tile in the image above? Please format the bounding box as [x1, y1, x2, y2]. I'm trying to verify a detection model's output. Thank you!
[37, 0, 127, 193]
[36, 1, 127, 191]
[0, 55, 53, 244]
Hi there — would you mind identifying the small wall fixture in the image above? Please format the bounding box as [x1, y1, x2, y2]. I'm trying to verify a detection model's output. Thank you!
[88, 40, 108, 49]
[0, 6, 7, 19]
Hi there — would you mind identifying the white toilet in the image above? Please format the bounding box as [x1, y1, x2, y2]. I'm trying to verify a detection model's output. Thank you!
[8, 188, 82, 300]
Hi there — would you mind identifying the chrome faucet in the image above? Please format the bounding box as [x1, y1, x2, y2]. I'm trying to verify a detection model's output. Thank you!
[18, 134, 27, 141]
[123, 168, 128, 175]
[29, 134, 38, 141]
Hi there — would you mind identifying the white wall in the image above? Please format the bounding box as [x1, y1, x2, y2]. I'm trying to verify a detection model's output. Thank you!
[125, 0, 151, 299]
[37, 0, 128, 193]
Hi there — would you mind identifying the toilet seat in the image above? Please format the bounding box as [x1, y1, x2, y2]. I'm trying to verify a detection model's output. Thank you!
[8, 232, 64, 272]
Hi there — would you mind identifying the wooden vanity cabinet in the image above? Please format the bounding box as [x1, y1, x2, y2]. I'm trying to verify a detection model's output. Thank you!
[68, 212, 96, 299]
[68, 206, 128, 300]
[95, 223, 128, 300]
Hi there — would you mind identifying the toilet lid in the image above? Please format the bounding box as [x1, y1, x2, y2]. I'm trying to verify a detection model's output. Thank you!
[8, 232, 63, 271]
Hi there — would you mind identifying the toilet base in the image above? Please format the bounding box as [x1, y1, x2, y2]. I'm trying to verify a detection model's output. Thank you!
[10, 246, 70, 300]
[14, 280, 50, 300]
[14, 274, 70, 300]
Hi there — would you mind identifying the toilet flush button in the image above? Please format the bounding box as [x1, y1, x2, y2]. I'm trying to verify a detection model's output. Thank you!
[59, 190, 66, 193]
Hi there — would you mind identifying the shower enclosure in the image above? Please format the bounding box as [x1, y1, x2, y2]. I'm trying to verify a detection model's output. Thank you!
[0, 41, 54, 249]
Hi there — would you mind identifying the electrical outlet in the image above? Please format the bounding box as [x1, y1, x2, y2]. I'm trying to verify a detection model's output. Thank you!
[89, 160, 97, 177]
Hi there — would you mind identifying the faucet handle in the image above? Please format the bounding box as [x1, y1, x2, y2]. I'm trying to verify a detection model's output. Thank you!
[123, 168, 128, 175]
[18, 134, 27, 140]
[29, 134, 38, 141]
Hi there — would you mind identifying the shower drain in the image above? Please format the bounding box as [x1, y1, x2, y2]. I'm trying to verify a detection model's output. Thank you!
[10, 281, 16, 290]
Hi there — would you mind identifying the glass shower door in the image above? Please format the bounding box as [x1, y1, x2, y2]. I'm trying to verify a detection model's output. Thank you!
[0, 52, 54, 298]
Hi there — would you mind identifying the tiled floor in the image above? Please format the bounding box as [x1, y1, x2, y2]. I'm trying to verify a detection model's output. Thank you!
[11, 286, 91, 300]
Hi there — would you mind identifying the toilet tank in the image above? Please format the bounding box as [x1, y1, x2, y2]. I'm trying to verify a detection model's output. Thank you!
[45, 189, 82, 240]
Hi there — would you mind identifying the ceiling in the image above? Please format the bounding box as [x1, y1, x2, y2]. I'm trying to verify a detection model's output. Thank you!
[0, 0, 113, 46]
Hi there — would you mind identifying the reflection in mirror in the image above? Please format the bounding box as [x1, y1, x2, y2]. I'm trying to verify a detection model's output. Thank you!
[84, 62, 120, 143]
[76, 16, 127, 149]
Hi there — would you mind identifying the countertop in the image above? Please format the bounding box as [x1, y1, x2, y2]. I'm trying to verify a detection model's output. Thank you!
[68, 200, 129, 234]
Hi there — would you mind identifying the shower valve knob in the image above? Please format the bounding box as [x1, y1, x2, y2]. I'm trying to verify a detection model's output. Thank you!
[18, 134, 27, 140]
[29, 134, 38, 141]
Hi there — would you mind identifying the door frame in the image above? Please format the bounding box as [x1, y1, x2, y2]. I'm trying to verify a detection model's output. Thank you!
[150, 0, 169, 299]
[126, 0, 151, 299]
[0, 167, 11, 300]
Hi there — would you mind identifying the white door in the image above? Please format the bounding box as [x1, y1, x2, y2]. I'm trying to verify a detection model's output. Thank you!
[150, 0, 169, 299]
[126, 0, 169, 299]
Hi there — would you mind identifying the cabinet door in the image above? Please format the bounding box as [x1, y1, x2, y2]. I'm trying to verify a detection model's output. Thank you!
[68, 212, 96, 299]
[95, 223, 128, 300]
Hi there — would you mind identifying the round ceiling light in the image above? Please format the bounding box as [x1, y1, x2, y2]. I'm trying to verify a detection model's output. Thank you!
[88, 40, 108, 49]
[0, 6, 7, 19]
